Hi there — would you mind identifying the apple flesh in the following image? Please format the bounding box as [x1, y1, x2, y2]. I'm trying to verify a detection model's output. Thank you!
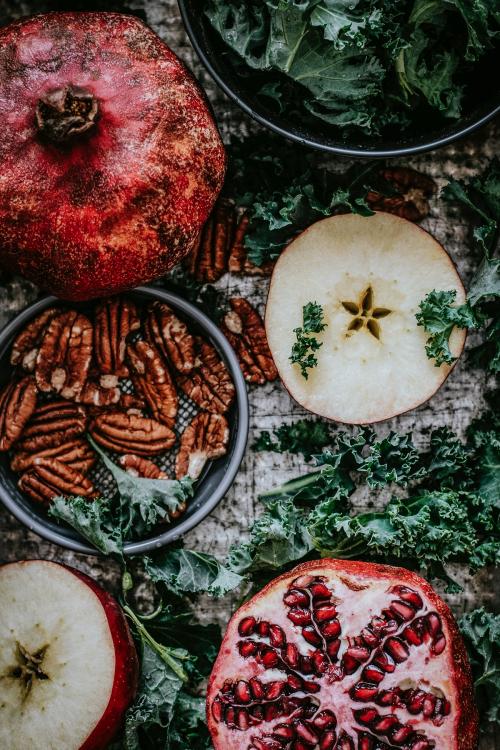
[0, 560, 138, 750]
[265, 212, 466, 424]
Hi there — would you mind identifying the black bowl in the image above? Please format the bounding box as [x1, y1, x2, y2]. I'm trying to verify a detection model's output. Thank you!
[178, 0, 500, 158]
[0, 287, 249, 555]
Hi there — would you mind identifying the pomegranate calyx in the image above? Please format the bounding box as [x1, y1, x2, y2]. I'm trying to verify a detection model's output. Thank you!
[35, 85, 99, 144]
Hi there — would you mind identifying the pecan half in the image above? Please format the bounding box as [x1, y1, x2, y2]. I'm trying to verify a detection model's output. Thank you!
[11, 438, 96, 474]
[228, 213, 274, 276]
[145, 302, 195, 374]
[77, 379, 122, 407]
[127, 340, 178, 426]
[16, 400, 87, 453]
[35, 310, 93, 400]
[89, 412, 175, 455]
[19, 458, 96, 505]
[119, 454, 168, 479]
[94, 297, 140, 377]
[184, 198, 235, 282]
[177, 338, 235, 414]
[222, 298, 278, 384]
[175, 412, 229, 480]
[367, 167, 437, 222]
[10, 307, 58, 372]
[0, 377, 37, 451]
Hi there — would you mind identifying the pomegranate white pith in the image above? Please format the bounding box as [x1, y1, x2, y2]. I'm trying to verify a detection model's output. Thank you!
[207, 559, 477, 750]
[265, 213, 466, 424]
[0, 560, 138, 750]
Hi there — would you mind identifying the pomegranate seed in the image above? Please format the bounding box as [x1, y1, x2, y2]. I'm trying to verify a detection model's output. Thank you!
[300, 655, 313, 673]
[381, 618, 399, 635]
[250, 677, 265, 699]
[312, 650, 329, 674]
[237, 708, 250, 730]
[239, 616, 257, 636]
[303, 679, 321, 693]
[313, 710, 336, 730]
[269, 624, 286, 648]
[320, 730, 337, 750]
[264, 703, 279, 721]
[412, 740, 432, 750]
[235, 680, 251, 703]
[423, 695, 436, 718]
[321, 619, 341, 639]
[362, 664, 385, 684]
[310, 582, 331, 599]
[287, 674, 303, 692]
[374, 715, 400, 733]
[273, 723, 295, 741]
[285, 643, 300, 668]
[314, 604, 337, 622]
[293, 742, 310, 750]
[385, 637, 409, 663]
[266, 681, 286, 700]
[262, 649, 279, 668]
[337, 733, 354, 750]
[372, 649, 396, 672]
[390, 724, 414, 745]
[442, 699, 451, 715]
[222, 679, 233, 694]
[358, 733, 374, 750]
[288, 608, 312, 625]
[342, 653, 360, 674]
[355, 707, 378, 725]
[431, 635, 446, 655]
[284, 589, 310, 607]
[391, 585, 423, 609]
[376, 688, 401, 706]
[407, 690, 426, 713]
[350, 682, 378, 701]
[402, 624, 423, 646]
[292, 574, 315, 587]
[251, 739, 281, 750]
[361, 628, 379, 647]
[327, 639, 341, 658]
[239, 640, 258, 658]
[302, 700, 319, 718]
[434, 698, 444, 720]
[258, 621, 270, 637]
[296, 721, 319, 744]
[370, 616, 386, 632]
[390, 600, 416, 621]
[426, 612, 442, 637]
[225, 706, 236, 725]
[302, 626, 322, 646]
[211, 699, 223, 721]
[346, 645, 370, 662]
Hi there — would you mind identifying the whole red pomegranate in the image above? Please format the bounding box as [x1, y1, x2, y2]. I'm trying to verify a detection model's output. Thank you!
[207, 559, 478, 750]
[0, 12, 225, 300]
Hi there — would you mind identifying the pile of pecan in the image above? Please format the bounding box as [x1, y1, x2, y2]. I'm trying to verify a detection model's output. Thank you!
[0, 296, 238, 513]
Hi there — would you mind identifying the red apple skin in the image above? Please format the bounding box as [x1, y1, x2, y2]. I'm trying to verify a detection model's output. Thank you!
[0, 12, 226, 301]
[68, 565, 139, 750]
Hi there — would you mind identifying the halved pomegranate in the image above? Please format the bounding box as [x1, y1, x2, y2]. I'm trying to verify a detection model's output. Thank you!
[207, 559, 477, 750]
[0, 12, 225, 300]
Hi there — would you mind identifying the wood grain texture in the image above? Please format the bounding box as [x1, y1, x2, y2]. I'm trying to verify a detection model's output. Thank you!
[0, 2, 498, 746]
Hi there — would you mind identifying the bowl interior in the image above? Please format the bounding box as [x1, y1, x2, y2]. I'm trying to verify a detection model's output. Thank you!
[0, 287, 248, 554]
[179, 0, 500, 156]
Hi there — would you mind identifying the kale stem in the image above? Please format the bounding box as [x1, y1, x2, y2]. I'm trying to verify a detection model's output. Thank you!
[123, 604, 189, 682]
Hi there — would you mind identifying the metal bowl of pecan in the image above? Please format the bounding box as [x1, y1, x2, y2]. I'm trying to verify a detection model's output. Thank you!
[0, 287, 249, 554]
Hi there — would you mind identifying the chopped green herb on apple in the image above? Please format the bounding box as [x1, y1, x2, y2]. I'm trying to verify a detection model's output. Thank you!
[290, 301, 327, 379]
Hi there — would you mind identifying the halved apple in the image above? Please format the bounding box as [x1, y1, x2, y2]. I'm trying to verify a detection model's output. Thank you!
[0, 560, 138, 750]
[265, 212, 466, 424]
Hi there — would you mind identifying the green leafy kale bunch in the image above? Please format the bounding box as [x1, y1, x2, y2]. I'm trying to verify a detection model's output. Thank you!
[206, 0, 500, 135]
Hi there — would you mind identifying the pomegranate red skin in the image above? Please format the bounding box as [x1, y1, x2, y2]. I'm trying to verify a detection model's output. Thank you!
[207, 558, 478, 750]
[0, 12, 225, 300]
[62, 564, 139, 750]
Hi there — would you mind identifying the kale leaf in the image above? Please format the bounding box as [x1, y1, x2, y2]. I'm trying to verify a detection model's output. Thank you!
[459, 608, 500, 727]
[416, 290, 480, 366]
[253, 418, 335, 460]
[144, 549, 243, 598]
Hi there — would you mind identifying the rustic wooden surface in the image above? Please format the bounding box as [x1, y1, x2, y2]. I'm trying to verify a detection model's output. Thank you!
[0, 1, 498, 745]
